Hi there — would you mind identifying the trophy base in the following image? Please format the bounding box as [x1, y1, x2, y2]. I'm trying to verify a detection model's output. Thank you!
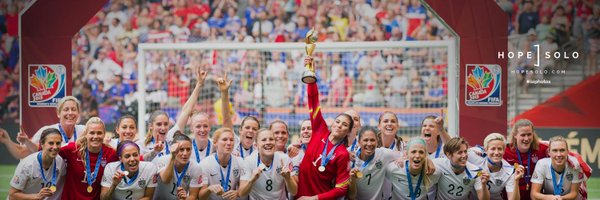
[301, 71, 317, 84]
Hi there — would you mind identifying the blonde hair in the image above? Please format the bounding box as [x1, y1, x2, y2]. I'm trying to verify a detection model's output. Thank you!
[548, 136, 569, 152]
[56, 96, 81, 114]
[405, 137, 431, 191]
[483, 133, 506, 150]
[255, 129, 273, 143]
[212, 127, 234, 144]
[76, 117, 106, 166]
[508, 119, 540, 151]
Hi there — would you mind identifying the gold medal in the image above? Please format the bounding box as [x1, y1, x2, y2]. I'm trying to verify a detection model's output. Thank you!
[87, 186, 93, 193]
[476, 171, 482, 177]
[355, 171, 363, 178]
[318, 166, 325, 172]
[49, 185, 56, 192]
[514, 163, 520, 169]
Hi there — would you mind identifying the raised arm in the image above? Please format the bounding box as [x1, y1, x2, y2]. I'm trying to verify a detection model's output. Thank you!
[0, 128, 33, 159]
[175, 70, 207, 131]
[305, 57, 328, 140]
[217, 73, 233, 129]
[436, 109, 451, 143]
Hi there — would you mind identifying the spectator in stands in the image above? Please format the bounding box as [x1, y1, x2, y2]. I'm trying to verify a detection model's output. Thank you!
[585, 4, 600, 77]
[89, 49, 122, 91]
[423, 76, 445, 108]
[107, 75, 132, 106]
[105, 3, 127, 27]
[539, 34, 558, 74]
[77, 83, 99, 123]
[252, 10, 273, 42]
[551, 6, 571, 46]
[225, 6, 242, 39]
[386, 64, 409, 108]
[107, 18, 125, 43]
[517, 29, 539, 94]
[515, 0, 539, 35]
[536, 15, 552, 41]
[208, 8, 226, 38]
[327, 63, 353, 108]
[407, 68, 424, 108]
[169, 15, 191, 43]
[292, 16, 310, 42]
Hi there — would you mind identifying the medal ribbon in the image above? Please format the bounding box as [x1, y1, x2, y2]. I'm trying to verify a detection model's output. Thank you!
[37, 152, 57, 187]
[215, 153, 232, 191]
[85, 147, 103, 188]
[405, 160, 423, 200]
[320, 140, 341, 169]
[551, 166, 565, 195]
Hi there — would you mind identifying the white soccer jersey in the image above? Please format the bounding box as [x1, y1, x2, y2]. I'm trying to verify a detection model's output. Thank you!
[428, 142, 446, 160]
[241, 152, 293, 200]
[351, 148, 401, 200]
[469, 155, 515, 200]
[234, 143, 255, 159]
[10, 152, 66, 200]
[138, 126, 179, 161]
[467, 150, 516, 200]
[289, 147, 306, 180]
[101, 161, 159, 200]
[31, 123, 86, 146]
[200, 153, 246, 200]
[531, 158, 582, 196]
[430, 158, 483, 200]
[191, 139, 215, 164]
[153, 156, 203, 200]
[385, 160, 437, 200]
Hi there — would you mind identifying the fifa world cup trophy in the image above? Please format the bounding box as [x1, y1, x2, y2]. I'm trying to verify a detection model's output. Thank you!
[302, 28, 318, 84]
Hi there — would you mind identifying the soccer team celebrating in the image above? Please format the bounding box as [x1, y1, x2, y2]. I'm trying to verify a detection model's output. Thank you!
[0, 57, 591, 200]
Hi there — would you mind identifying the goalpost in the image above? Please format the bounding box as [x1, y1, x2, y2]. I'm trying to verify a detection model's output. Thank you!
[137, 40, 458, 140]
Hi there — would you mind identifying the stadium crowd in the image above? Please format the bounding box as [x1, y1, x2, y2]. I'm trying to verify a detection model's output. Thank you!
[0, 0, 598, 125]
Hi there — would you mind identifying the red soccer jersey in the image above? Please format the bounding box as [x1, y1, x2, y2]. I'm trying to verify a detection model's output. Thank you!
[296, 82, 351, 200]
[59, 142, 117, 200]
[503, 143, 548, 200]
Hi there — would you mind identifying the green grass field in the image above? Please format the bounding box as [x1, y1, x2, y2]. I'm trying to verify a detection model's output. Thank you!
[0, 164, 598, 199]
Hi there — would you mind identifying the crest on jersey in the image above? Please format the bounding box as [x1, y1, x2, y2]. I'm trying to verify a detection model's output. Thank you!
[276, 167, 282, 174]
[532, 155, 538, 163]
[233, 169, 239, 177]
[12, 176, 19, 185]
[293, 166, 300, 173]
[101, 158, 107, 167]
[183, 175, 191, 184]
[463, 177, 471, 185]
[566, 173, 573, 181]
[495, 179, 503, 186]
[375, 160, 383, 169]
[138, 179, 146, 188]
[197, 175, 203, 184]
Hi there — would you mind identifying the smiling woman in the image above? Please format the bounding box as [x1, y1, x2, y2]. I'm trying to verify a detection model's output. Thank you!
[1, 96, 86, 159]
[59, 117, 118, 200]
[100, 141, 158, 200]
[8, 128, 66, 200]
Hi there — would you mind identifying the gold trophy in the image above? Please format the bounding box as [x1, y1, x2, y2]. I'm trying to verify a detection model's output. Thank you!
[302, 28, 318, 84]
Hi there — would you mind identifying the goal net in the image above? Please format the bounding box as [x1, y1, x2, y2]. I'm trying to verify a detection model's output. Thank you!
[136, 41, 457, 141]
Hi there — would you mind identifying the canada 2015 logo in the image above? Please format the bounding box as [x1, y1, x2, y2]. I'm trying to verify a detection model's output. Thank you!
[465, 64, 501, 106]
[29, 64, 66, 107]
